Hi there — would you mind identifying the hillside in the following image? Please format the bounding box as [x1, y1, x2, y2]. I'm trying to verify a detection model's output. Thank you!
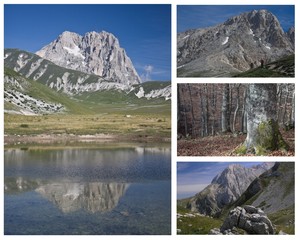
[4, 67, 171, 141]
[233, 54, 294, 77]
[177, 162, 295, 234]
[177, 9, 294, 77]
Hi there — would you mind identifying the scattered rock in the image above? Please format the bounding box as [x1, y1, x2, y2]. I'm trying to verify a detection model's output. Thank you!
[209, 228, 222, 235]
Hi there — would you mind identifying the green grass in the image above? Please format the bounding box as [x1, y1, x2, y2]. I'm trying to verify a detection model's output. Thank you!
[177, 205, 222, 234]
[4, 113, 171, 138]
[268, 206, 295, 234]
[4, 51, 171, 139]
[233, 68, 288, 77]
[233, 54, 295, 77]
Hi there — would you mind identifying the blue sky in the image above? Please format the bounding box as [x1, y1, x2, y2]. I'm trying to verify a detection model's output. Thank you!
[178, 5, 294, 33]
[177, 162, 269, 199]
[4, 4, 171, 81]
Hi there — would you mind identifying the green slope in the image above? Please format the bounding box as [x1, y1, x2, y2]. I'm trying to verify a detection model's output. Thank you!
[233, 55, 295, 77]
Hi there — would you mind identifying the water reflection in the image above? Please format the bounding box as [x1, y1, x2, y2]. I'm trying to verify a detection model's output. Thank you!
[4, 144, 171, 234]
[5, 177, 129, 213]
[36, 182, 129, 213]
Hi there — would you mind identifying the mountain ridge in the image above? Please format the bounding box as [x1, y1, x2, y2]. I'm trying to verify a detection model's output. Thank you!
[181, 163, 274, 216]
[177, 9, 294, 77]
[4, 49, 171, 102]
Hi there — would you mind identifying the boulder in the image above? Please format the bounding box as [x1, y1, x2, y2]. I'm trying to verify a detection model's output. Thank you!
[221, 205, 275, 234]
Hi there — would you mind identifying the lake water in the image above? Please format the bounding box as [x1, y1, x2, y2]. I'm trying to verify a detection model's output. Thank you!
[4, 144, 171, 235]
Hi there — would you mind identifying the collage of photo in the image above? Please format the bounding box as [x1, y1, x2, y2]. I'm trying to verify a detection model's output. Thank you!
[1, 0, 297, 237]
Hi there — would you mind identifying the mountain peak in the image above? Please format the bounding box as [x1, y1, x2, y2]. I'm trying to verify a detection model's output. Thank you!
[177, 9, 294, 77]
[188, 163, 273, 216]
[36, 30, 140, 85]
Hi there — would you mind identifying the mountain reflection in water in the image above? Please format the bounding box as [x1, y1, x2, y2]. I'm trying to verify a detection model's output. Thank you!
[4, 145, 171, 235]
[36, 182, 129, 213]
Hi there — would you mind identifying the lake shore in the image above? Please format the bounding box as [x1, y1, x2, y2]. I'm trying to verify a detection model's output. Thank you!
[4, 133, 171, 147]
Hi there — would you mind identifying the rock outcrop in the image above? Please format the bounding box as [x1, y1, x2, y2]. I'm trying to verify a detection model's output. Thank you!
[220, 205, 275, 234]
[36, 31, 141, 85]
[178, 9, 294, 77]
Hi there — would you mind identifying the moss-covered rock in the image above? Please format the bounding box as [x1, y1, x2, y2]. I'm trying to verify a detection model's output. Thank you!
[237, 119, 289, 156]
[255, 119, 289, 155]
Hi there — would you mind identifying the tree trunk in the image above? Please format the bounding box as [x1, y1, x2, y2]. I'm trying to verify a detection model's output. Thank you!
[221, 84, 231, 133]
[188, 84, 196, 137]
[238, 84, 289, 155]
[240, 85, 248, 133]
[211, 84, 216, 135]
[232, 84, 241, 133]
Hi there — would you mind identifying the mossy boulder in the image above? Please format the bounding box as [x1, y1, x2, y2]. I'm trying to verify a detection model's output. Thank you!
[238, 119, 289, 156]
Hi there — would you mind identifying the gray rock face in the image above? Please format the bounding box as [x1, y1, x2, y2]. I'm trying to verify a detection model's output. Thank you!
[221, 205, 275, 234]
[36, 182, 129, 213]
[286, 27, 295, 45]
[36, 31, 141, 85]
[187, 163, 273, 216]
[178, 9, 294, 77]
[244, 162, 295, 214]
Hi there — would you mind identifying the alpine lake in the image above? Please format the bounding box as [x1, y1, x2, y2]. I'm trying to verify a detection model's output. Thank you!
[4, 142, 171, 235]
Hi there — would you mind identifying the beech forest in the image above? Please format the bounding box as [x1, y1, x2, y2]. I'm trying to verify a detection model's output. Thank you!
[177, 83, 295, 156]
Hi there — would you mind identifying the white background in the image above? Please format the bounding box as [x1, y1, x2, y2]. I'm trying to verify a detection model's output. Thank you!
[1, 0, 298, 239]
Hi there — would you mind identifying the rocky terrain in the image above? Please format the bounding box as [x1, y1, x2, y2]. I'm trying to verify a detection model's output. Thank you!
[177, 10, 294, 77]
[210, 205, 275, 234]
[4, 50, 171, 115]
[36, 31, 141, 85]
[183, 163, 273, 216]
[232, 162, 294, 214]
[4, 67, 65, 115]
[177, 162, 294, 234]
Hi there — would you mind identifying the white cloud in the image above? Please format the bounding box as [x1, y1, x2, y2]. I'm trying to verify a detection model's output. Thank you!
[141, 65, 154, 82]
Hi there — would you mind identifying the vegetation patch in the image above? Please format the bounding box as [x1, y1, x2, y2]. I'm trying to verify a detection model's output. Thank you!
[268, 206, 295, 234]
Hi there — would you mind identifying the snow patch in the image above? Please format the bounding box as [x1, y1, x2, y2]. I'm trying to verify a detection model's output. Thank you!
[249, 29, 255, 36]
[63, 46, 85, 59]
[182, 35, 190, 40]
[177, 64, 185, 69]
[222, 37, 229, 45]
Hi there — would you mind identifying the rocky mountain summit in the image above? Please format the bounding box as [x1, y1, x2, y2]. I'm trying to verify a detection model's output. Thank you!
[36, 31, 141, 85]
[178, 10, 294, 77]
[185, 163, 273, 216]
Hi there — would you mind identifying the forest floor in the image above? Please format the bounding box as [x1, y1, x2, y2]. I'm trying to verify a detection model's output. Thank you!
[177, 129, 295, 156]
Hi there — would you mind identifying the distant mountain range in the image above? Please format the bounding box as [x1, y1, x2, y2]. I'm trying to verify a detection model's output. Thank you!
[177, 10, 295, 77]
[4, 31, 171, 115]
[179, 162, 294, 217]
